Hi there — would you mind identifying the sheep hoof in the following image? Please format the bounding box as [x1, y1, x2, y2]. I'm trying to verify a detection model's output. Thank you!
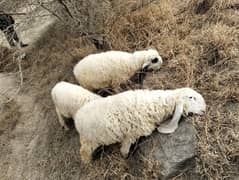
[80, 152, 92, 164]
[157, 126, 176, 134]
[120, 152, 129, 159]
[81, 158, 91, 164]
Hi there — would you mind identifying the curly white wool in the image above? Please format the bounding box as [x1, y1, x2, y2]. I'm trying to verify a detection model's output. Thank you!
[51, 81, 101, 130]
[74, 87, 206, 163]
[73, 49, 163, 91]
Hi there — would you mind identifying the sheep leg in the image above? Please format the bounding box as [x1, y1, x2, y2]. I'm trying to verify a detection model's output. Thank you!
[80, 139, 98, 163]
[55, 107, 69, 130]
[120, 138, 133, 158]
[157, 101, 183, 134]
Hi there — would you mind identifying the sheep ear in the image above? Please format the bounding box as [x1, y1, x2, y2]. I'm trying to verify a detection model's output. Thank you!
[142, 61, 150, 70]
[182, 96, 189, 116]
[157, 100, 184, 134]
[184, 103, 189, 116]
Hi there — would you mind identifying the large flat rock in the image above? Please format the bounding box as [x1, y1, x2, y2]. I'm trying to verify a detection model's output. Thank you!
[129, 120, 197, 179]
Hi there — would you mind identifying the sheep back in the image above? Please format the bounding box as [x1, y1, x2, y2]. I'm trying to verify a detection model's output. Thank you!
[73, 51, 142, 90]
[74, 90, 175, 146]
[51, 81, 100, 118]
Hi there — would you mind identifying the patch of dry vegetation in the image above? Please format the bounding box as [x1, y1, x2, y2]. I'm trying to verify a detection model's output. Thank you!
[0, 0, 238, 179]
[0, 47, 15, 72]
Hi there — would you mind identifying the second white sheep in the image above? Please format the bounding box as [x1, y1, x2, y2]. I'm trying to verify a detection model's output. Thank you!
[73, 49, 163, 91]
[51, 81, 101, 130]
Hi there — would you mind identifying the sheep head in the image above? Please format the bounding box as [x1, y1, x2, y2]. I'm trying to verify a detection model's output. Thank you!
[179, 88, 206, 116]
[157, 88, 206, 134]
[133, 49, 163, 71]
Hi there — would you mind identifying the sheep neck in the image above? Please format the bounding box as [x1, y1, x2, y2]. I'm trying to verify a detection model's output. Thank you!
[132, 52, 150, 70]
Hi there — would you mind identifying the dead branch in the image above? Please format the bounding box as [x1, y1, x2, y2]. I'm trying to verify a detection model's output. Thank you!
[57, 0, 74, 18]
[37, 1, 64, 22]
[0, 12, 27, 16]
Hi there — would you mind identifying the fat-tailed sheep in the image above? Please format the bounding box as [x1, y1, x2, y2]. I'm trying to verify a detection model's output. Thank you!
[74, 87, 206, 163]
[51, 81, 101, 130]
[73, 49, 163, 91]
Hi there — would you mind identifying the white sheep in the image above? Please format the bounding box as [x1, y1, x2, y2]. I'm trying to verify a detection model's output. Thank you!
[74, 87, 206, 163]
[73, 49, 163, 91]
[51, 81, 101, 130]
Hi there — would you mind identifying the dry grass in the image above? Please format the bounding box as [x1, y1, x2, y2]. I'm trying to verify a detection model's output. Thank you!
[105, 1, 239, 179]
[0, 0, 238, 179]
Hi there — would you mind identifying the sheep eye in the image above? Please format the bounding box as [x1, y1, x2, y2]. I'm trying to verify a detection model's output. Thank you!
[151, 58, 158, 63]
[189, 96, 196, 100]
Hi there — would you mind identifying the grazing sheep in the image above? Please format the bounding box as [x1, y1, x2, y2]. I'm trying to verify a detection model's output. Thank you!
[51, 81, 101, 130]
[73, 49, 163, 91]
[74, 88, 206, 163]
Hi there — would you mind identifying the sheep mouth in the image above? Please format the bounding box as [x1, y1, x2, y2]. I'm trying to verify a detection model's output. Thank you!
[142, 66, 156, 72]
[142, 65, 150, 72]
[198, 110, 205, 115]
[193, 111, 205, 116]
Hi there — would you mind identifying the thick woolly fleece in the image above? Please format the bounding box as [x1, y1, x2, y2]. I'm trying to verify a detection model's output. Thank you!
[74, 88, 206, 163]
[74, 89, 177, 162]
[51, 81, 101, 128]
[73, 49, 162, 90]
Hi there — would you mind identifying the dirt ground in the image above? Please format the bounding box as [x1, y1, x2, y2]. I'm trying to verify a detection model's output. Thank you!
[0, 0, 238, 179]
